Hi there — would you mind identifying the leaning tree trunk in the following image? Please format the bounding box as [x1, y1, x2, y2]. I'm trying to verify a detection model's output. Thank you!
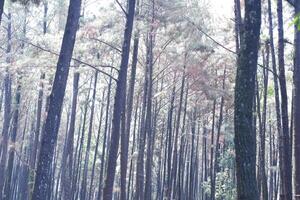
[31, 0, 82, 198]
[102, 0, 136, 199]
[234, 0, 261, 199]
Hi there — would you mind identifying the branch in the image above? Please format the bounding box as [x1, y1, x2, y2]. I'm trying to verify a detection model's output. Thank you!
[185, 17, 237, 55]
[152, 37, 175, 66]
[286, 0, 295, 7]
[90, 37, 122, 53]
[115, 0, 128, 16]
[18, 39, 118, 81]
[258, 64, 279, 79]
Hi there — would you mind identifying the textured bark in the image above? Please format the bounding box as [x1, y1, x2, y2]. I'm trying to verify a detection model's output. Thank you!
[32, 0, 82, 198]
[234, 0, 261, 199]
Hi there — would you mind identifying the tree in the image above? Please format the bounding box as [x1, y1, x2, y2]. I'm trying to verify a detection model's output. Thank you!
[102, 0, 136, 199]
[294, 0, 300, 198]
[234, 0, 261, 200]
[32, 0, 82, 198]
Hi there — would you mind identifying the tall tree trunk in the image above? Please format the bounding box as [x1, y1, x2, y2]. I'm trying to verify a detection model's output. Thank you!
[88, 89, 105, 200]
[267, 1, 283, 200]
[0, 12, 12, 198]
[102, 0, 136, 197]
[32, 0, 82, 198]
[97, 72, 113, 199]
[3, 80, 21, 200]
[61, 71, 80, 200]
[277, 0, 292, 199]
[234, 0, 261, 199]
[120, 0, 140, 198]
[294, 0, 300, 198]
[80, 71, 98, 200]
[171, 63, 186, 199]
[210, 99, 216, 200]
[260, 45, 269, 200]
[212, 68, 226, 200]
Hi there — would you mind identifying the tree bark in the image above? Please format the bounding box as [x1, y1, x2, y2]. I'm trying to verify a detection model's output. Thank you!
[32, 0, 82, 198]
[294, 0, 300, 198]
[234, 0, 261, 199]
[277, 0, 293, 199]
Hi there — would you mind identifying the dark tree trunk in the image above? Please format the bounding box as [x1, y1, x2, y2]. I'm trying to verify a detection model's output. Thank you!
[171, 63, 186, 199]
[97, 72, 113, 199]
[210, 99, 216, 200]
[234, 0, 261, 199]
[212, 68, 226, 200]
[166, 84, 176, 199]
[32, 0, 82, 198]
[120, 0, 140, 197]
[0, 0, 4, 24]
[102, 0, 136, 198]
[277, 0, 292, 199]
[260, 45, 269, 200]
[294, 0, 300, 198]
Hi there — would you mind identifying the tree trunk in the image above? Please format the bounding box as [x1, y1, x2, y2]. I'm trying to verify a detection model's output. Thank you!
[0, 12, 12, 198]
[102, 0, 136, 197]
[234, 0, 261, 199]
[0, 0, 5, 24]
[294, 0, 300, 198]
[97, 72, 113, 199]
[32, 0, 82, 198]
[120, 0, 140, 197]
[3, 80, 21, 200]
[277, 0, 292, 199]
[80, 71, 98, 200]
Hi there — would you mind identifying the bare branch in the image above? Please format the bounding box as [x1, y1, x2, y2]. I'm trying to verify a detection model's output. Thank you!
[286, 0, 295, 7]
[152, 37, 175, 66]
[185, 17, 237, 55]
[18, 39, 118, 81]
[115, 0, 128, 16]
[90, 37, 122, 53]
